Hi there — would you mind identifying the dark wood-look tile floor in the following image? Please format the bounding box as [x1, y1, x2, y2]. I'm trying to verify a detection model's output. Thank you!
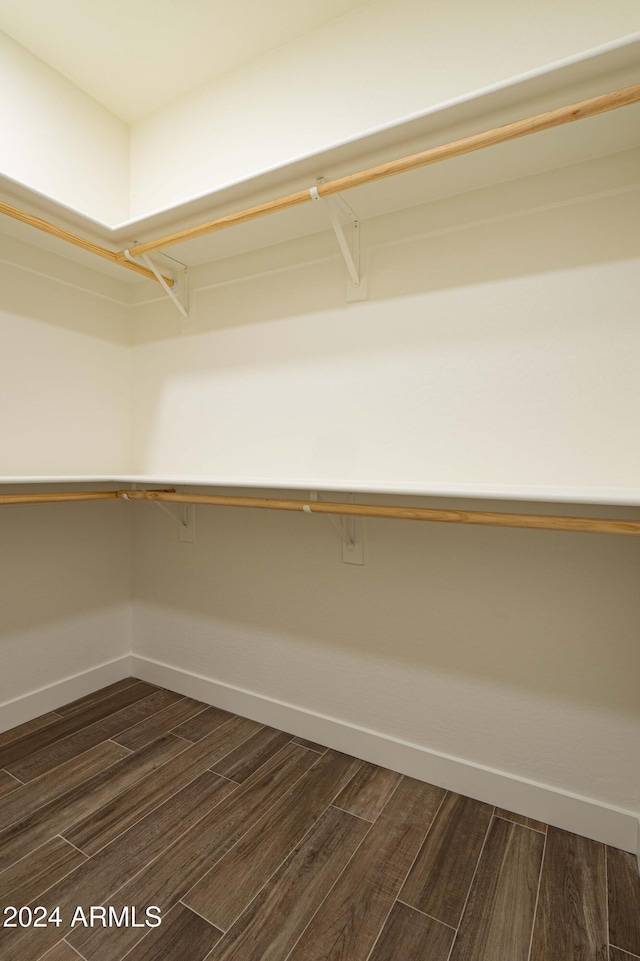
[0, 679, 637, 961]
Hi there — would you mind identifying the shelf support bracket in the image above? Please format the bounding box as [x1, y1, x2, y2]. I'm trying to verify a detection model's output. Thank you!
[124, 249, 192, 332]
[121, 485, 195, 542]
[310, 188, 364, 300]
[154, 499, 196, 542]
[309, 491, 364, 565]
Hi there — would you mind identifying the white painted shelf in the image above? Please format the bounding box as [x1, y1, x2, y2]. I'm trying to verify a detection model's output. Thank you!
[1, 38, 638, 279]
[2, 476, 640, 507]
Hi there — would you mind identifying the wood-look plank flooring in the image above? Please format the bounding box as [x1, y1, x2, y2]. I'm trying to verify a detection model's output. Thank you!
[610, 948, 640, 961]
[0, 679, 637, 961]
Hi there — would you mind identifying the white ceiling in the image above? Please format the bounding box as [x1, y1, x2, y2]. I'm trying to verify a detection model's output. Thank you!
[0, 0, 369, 123]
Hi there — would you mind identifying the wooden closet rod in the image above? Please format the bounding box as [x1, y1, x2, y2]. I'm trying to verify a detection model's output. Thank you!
[0, 200, 173, 286]
[2, 83, 638, 278]
[0, 491, 120, 505]
[121, 490, 640, 536]
[2, 488, 639, 535]
[116, 81, 640, 259]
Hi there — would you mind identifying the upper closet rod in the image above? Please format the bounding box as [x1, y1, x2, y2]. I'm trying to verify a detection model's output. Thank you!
[2, 488, 640, 536]
[117, 81, 640, 259]
[1, 84, 638, 279]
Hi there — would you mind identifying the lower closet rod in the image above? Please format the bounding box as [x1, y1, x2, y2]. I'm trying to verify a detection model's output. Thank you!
[2, 489, 639, 536]
[0, 491, 120, 505]
[123, 490, 640, 536]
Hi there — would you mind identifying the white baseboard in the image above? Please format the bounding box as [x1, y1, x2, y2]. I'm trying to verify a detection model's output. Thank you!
[131, 654, 640, 857]
[0, 655, 132, 733]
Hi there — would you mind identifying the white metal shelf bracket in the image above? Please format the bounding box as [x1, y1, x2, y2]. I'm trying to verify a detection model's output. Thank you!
[309, 492, 365, 565]
[123, 249, 192, 332]
[153, 500, 195, 542]
[310, 187, 366, 302]
[121, 486, 195, 542]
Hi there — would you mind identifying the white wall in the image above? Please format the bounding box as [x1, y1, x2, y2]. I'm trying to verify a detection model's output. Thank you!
[0, 494, 132, 715]
[131, 152, 640, 489]
[132, 492, 640, 817]
[0, 31, 129, 224]
[0, 236, 133, 720]
[129, 0, 640, 216]
[130, 154, 640, 843]
[0, 234, 131, 476]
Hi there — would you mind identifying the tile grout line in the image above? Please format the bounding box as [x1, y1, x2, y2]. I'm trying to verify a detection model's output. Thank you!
[525, 823, 548, 961]
[265, 756, 387, 954]
[58, 834, 88, 859]
[395, 898, 457, 931]
[0, 837, 95, 961]
[0, 716, 64, 751]
[169, 707, 238, 744]
[203, 935, 226, 961]
[65, 937, 90, 960]
[213, 773, 241, 786]
[117, 903, 195, 961]
[213, 797, 369, 936]
[56, 679, 142, 717]
[106, 738, 134, 755]
[0, 738, 162, 835]
[178, 746, 348, 920]
[292, 741, 326, 754]
[0, 695, 102, 764]
[109, 697, 213, 751]
[493, 813, 546, 834]
[59, 762, 251, 953]
[369, 775, 408, 828]
[610, 945, 640, 960]
[102, 741, 329, 957]
[114, 710, 231, 755]
[2, 689, 181, 783]
[1, 768, 25, 786]
[361, 787, 450, 961]
[170, 732, 201, 744]
[83, 692, 189, 753]
[145, 703, 217, 745]
[273, 769, 401, 961]
[0, 833, 78, 885]
[208, 733, 296, 781]
[45, 682, 161, 727]
[56, 737, 202, 856]
[277, 803, 377, 961]
[30, 835, 90, 900]
[177, 898, 222, 929]
[60, 715, 253, 859]
[330, 802, 373, 823]
[444, 807, 496, 961]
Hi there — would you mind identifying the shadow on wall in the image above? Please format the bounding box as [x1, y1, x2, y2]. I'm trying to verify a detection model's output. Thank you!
[129, 179, 640, 478]
[130, 252, 640, 484]
[0, 499, 132, 638]
[0, 260, 129, 344]
[132, 165, 640, 346]
[132, 496, 640, 720]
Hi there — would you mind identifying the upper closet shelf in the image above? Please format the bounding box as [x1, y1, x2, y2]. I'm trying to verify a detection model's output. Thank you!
[1, 40, 639, 281]
[2, 476, 640, 507]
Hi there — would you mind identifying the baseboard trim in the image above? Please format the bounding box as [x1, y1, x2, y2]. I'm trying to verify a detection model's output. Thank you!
[0, 655, 132, 733]
[131, 654, 639, 856]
